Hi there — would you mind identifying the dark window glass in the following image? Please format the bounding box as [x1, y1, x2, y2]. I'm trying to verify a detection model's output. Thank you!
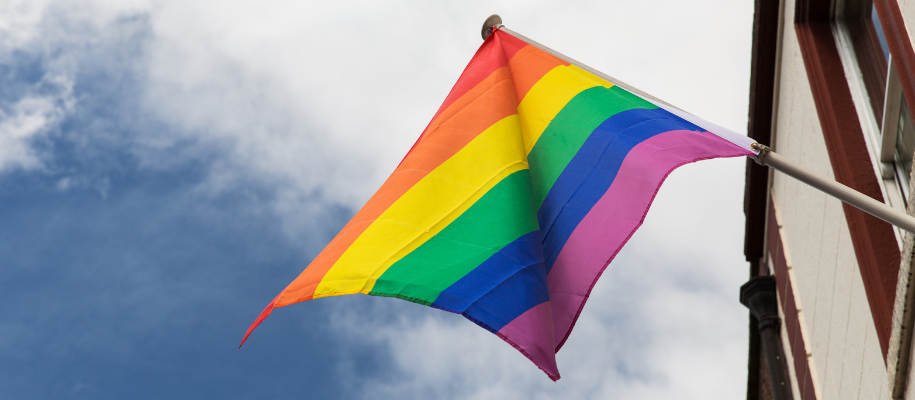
[847, 4, 888, 123]
[897, 96, 915, 187]
[871, 5, 891, 61]
[845, 1, 915, 198]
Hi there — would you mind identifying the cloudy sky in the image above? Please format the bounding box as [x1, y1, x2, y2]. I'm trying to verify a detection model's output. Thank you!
[0, 0, 756, 398]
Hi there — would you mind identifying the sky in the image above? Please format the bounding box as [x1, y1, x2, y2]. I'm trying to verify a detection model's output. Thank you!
[0, 1, 756, 398]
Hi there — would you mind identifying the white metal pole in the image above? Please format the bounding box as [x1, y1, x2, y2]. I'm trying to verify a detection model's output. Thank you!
[482, 15, 915, 235]
[753, 144, 915, 234]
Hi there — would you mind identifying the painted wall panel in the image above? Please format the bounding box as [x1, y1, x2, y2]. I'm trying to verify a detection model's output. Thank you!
[901, 0, 915, 64]
[819, 199, 846, 400]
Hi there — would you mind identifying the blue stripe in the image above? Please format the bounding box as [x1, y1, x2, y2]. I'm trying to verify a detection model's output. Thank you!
[538, 108, 701, 274]
[433, 231, 549, 331]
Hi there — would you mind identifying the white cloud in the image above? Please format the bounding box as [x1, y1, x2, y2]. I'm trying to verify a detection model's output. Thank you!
[0, 90, 71, 172]
[2, 0, 757, 396]
[0, 1, 78, 173]
[0, 0, 53, 53]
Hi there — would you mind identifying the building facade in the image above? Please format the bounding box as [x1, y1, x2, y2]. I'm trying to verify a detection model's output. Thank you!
[744, 0, 915, 399]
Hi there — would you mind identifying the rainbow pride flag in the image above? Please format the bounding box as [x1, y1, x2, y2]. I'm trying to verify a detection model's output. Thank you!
[242, 29, 756, 380]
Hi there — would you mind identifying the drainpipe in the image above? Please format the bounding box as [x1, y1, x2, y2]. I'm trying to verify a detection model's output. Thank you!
[741, 276, 793, 400]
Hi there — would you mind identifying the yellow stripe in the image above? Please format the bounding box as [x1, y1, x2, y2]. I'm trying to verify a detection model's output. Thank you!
[517, 65, 613, 154]
[313, 115, 527, 297]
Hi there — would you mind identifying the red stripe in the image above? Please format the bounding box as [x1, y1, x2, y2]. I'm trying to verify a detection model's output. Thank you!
[431, 30, 528, 122]
[239, 294, 279, 348]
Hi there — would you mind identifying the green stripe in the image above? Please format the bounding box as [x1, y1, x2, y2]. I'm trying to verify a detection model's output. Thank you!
[528, 85, 657, 208]
[369, 170, 538, 304]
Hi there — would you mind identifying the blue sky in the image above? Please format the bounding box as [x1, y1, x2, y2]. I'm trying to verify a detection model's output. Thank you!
[0, 1, 755, 398]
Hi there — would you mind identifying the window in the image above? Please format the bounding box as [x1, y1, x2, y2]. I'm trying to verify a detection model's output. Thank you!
[838, 0, 915, 203]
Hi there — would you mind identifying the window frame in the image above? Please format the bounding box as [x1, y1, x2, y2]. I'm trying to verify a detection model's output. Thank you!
[832, 0, 908, 239]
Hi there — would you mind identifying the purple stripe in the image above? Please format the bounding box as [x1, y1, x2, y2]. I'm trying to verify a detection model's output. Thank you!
[496, 301, 560, 380]
[538, 107, 702, 275]
[547, 130, 753, 351]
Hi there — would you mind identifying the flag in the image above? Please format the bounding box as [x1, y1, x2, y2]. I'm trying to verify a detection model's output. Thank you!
[241, 28, 757, 380]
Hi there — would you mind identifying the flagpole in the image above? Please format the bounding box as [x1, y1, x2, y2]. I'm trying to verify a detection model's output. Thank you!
[481, 15, 915, 235]
[752, 144, 915, 233]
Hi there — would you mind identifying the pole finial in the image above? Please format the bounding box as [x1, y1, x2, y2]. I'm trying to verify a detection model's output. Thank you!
[481, 14, 503, 40]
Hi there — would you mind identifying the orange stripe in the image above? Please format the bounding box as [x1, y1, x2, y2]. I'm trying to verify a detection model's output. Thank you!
[275, 45, 566, 306]
[508, 45, 568, 103]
